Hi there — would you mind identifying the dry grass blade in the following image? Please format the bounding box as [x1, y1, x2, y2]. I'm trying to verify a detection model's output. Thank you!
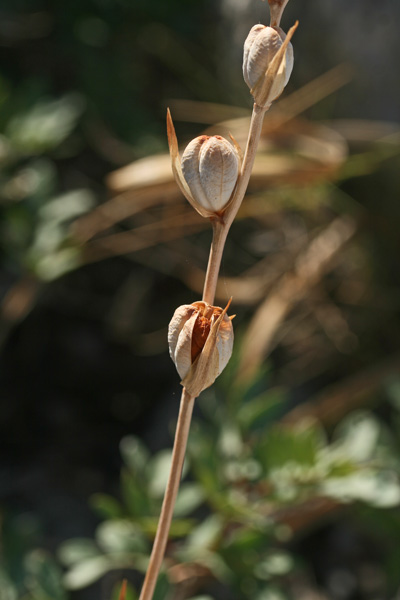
[237, 216, 357, 381]
[82, 209, 206, 264]
[283, 354, 400, 427]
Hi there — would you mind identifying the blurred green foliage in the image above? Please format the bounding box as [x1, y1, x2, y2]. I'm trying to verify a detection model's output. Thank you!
[50, 368, 400, 599]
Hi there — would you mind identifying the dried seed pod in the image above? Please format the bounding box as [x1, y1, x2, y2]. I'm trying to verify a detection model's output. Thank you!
[167, 109, 241, 219]
[181, 135, 239, 215]
[168, 300, 234, 396]
[243, 23, 296, 108]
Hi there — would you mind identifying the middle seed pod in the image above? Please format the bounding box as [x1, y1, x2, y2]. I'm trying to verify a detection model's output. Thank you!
[181, 135, 240, 216]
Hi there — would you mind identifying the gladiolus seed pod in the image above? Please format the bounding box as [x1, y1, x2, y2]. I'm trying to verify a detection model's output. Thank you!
[243, 22, 296, 108]
[167, 109, 241, 219]
[181, 135, 239, 215]
[168, 300, 234, 397]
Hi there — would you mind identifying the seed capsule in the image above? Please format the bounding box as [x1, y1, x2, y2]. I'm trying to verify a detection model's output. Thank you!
[243, 23, 295, 108]
[181, 135, 239, 215]
[168, 300, 234, 396]
[167, 109, 241, 219]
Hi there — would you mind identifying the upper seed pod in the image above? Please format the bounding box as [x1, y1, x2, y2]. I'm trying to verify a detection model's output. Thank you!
[181, 135, 239, 215]
[243, 22, 297, 108]
[168, 300, 234, 397]
[167, 109, 241, 219]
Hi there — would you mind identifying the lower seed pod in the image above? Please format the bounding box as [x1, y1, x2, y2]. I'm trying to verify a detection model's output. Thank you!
[168, 300, 234, 396]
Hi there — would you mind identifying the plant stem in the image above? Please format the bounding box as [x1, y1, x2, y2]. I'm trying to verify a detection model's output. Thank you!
[225, 103, 267, 230]
[138, 388, 195, 600]
[139, 103, 268, 600]
[202, 103, 266, 307]
[202, 219, 229, 305]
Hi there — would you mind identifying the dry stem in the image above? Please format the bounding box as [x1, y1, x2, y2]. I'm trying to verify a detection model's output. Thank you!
[139, 89, 270, 600]
[138, 388, 195, 600]
[202, 103, 267, 306]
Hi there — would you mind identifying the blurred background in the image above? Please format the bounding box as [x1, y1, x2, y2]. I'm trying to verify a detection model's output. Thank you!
[0, 0, 400, 599]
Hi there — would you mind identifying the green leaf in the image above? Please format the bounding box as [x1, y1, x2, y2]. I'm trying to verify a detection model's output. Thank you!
[174, 483, 205, 517]
[152, 572, 170, 600]
[258, 422, 324, 472]
[186, 515, 224, 551]
[32, 246, 81, 281]
[120, 436, 150, 473]
[146, 450, 189, 499]
[121, 467, 151, 517]
[24, 549, 67, 600]
[96, 520, 149, 554]
[218, 423, 243, 458]
[58, 538, 100, 567]
[333, 411, 381, 462]
[253, 551, 294, 580]
[90, 493, 124, 519]
[38, 189, 95, 225]
[322, 470, 400, 508]
[237, 389, 285, 433]
[63, 556, 111, 590]
[6, 94, 85, 154]
[0, 568, 17, 600]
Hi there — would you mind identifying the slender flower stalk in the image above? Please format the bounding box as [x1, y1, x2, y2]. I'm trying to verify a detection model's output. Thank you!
[138, 389, 195, 600]
[138, 2, 297, 599]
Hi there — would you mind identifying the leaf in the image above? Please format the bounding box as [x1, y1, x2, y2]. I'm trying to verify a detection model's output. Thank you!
[25, 549, 67, 600]
[38, 189, 95, 224]
[120, 436, 150, 473]
[0, 568, 17, 600]
[186, 515, 224, 551]
[333, 411, 381, 462]
[253, 551, 293, 580]
[63, 556, 111, 590]
[322, 470, 400, 508]
[6, 94, 85, 154]
[146, 450, 174, 498]
[237, 389, 285, 433]
[146, 449, 189, 499]
[121, 467, 151, 517]
[218, 423, 243, 458]
[258, 422, 324, 472]
[90, 493, 124, 520]
[32, 246, 81, 281]
[174, 483, 205, 517]
[58, 538, 100, 567]
[152, 572, 170, 600]
[96, 520, 149, 554]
